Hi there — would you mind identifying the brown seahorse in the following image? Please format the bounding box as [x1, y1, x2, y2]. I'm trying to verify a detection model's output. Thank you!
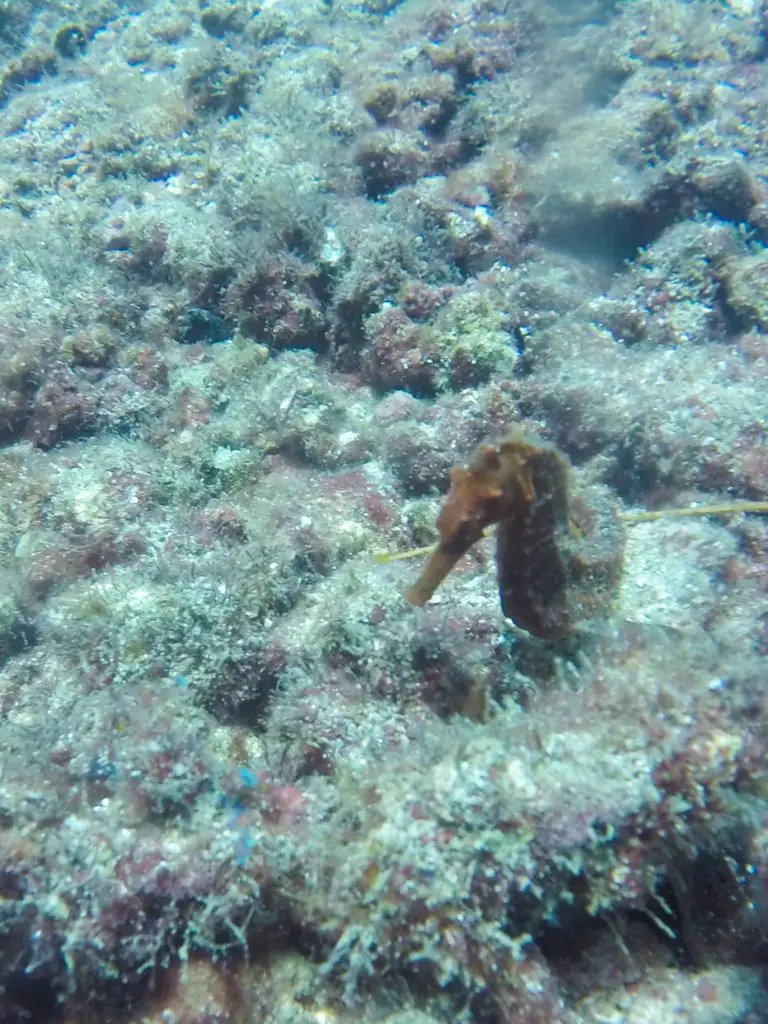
[405, 433, 620, 640]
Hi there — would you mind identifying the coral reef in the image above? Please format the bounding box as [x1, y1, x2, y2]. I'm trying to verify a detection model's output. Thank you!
[0, 0, 766, 1021]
